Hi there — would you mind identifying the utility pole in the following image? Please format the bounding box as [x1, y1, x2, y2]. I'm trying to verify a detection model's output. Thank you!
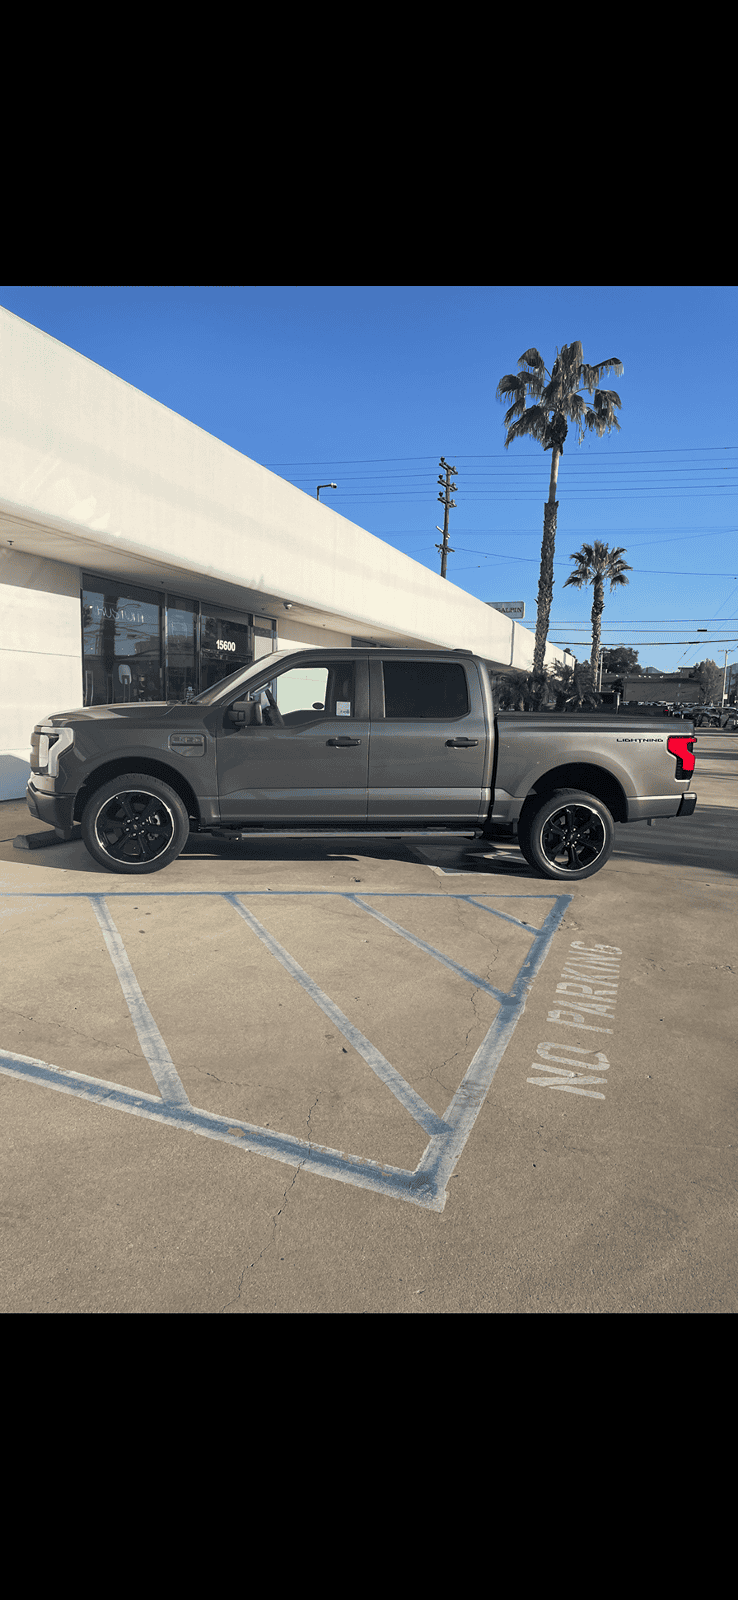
[435, 456, 457, 578]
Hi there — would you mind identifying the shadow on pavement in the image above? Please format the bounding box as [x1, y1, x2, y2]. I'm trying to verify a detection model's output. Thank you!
[611, 805, 737, 875]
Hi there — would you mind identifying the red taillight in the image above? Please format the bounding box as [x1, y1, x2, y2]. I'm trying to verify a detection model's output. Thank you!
[667, 734, 696, 776]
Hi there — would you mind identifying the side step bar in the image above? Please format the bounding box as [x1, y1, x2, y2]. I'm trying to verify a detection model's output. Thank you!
[204, 828, 481, 841]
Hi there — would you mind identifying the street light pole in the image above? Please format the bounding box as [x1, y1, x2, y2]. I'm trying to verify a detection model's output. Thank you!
[316, 483, 337, 500]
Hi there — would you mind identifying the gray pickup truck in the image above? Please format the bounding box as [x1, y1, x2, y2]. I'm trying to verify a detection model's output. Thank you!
[25, 647, 697, 881]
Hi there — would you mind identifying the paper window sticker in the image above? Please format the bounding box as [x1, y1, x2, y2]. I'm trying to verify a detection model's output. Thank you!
[336, 701, 352, 717]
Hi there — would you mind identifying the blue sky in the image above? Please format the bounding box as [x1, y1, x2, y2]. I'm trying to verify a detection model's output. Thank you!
[2, 284, 736, 679]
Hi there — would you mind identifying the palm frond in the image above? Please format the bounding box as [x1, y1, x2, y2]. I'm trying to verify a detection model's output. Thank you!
[504, 406, 548, 448]
[594, 357, 624, 380]
[595, 388, 622, 409]
[564, 539, 632, 594]
[522, 371, 544, 400]
[496, 373, 524, 403]
[517, 348, 546, 376]
[583, 395, 621, 437]
[503, 397, 528, 427]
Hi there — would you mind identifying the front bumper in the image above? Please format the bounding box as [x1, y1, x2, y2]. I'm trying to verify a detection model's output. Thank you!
[26, 780, 76, 832]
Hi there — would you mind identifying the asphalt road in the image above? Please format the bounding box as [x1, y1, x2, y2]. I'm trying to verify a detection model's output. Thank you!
[1, 731, 735, 1313]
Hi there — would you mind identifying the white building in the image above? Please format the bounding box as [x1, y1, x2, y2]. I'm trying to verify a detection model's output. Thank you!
[0, 306, 568, 801]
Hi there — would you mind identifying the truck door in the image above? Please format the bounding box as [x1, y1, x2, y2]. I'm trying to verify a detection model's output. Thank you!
[216, 655, 369, 821]
[367, 656, 489, 822]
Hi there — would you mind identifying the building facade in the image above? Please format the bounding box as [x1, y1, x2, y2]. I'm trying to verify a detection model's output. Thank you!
[0, 306, 569, 800]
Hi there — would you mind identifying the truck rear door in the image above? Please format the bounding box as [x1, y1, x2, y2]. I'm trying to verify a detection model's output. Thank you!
[367, 655, 489, 822]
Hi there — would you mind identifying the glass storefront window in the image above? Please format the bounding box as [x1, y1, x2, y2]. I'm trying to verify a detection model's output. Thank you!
[200, 610, 253, 695]
[82, 574, 259, 705]
[82, 580, 162, 705]
[166, 595, 198, 702]
[254, 615, 277, 659]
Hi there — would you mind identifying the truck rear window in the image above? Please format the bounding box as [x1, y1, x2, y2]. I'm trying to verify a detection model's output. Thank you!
[382, 662, 469, 719]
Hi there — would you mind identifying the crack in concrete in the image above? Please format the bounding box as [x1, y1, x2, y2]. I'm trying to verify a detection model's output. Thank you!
[218, 1163, 305, 1313]
[0, 1000, 156, 1064]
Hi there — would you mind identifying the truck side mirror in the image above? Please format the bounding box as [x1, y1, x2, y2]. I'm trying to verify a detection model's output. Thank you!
[228, 698, 263, 726]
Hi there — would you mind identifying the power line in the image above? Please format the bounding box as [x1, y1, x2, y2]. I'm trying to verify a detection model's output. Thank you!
[549, 621, 738, 627]
[286, 467, 738, 480]
[550, 617, 736, 624]
[447, 546, 738, 577]
[262, 447, 738, 465]
[550, 633, 736, 640]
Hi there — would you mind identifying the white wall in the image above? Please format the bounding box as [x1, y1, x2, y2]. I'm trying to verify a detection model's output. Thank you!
[273, 617, 351, 651]
[0, 308, 568, 672]
[0, 548, 82, 798]
[0, 306, 570, 801]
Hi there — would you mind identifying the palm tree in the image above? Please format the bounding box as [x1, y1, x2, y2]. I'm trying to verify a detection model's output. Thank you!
[563, 541, 633, 676]
[496, 343, 624, 677]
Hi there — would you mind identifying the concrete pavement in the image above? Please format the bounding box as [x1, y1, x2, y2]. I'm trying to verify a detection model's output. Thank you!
[1, 731, 735, 1313]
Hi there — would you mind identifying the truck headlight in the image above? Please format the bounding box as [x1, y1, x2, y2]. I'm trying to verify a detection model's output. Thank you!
[34, 726, 74, 777]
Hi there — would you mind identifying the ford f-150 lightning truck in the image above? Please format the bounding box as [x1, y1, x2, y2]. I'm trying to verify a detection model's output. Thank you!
[25, 647, 697, 881]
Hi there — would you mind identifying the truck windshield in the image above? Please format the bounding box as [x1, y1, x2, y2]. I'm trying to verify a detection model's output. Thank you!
[190, 651, 297, 706]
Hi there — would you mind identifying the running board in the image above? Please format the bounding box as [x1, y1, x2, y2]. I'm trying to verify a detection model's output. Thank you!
[205, 828, 481, 841]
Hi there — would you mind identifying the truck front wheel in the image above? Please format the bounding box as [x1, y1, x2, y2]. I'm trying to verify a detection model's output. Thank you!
[517, 788, 615, 881]
[81, 774, 190, 874]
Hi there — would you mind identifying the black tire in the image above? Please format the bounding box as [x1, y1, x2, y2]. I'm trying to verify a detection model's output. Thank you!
[517, 788, 615, 881]
[81, 773, 190, 874]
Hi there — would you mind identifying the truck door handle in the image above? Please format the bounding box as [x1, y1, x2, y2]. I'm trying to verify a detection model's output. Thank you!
[446, 737, 478, 747]
[326, 736, 362, 746]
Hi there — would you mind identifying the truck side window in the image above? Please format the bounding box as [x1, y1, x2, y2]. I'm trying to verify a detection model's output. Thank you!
[271, 663, 356, 725]
[382, 662, 469, 719]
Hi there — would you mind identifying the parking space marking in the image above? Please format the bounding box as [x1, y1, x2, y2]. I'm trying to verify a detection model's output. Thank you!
[90, 897, 192, 1109]
[224, 894, 449, 1137]
[344, 896, 512, 1003]
[1, 890, 571, 1211]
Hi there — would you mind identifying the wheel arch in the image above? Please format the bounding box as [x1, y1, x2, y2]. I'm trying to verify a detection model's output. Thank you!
[73, 758, 201, 825]
[521, 762, 627, 823]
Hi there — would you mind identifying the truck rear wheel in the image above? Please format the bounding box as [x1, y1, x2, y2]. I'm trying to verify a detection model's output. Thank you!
[81, 774, 190, 874]
[517, 788, 615, 881]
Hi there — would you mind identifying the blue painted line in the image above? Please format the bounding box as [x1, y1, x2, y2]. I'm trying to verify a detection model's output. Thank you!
[0, 1050, 441, 1209]
[413, 895, 572, 1195]
[224, 893, 449, 1138]
[89, 897, 191, 1109]
[346, 895, 512, 1003]
[0, 888, 571, 1210]
[459, 896, 546, 933]
[0, 890, 564, 900]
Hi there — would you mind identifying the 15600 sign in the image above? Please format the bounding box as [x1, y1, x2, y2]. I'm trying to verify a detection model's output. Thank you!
[216, 640, 236, 652]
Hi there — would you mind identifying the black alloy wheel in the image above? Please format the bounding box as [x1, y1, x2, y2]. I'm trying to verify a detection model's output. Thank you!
[81, 774, 190, 874]
[517, 788, 615, 881]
